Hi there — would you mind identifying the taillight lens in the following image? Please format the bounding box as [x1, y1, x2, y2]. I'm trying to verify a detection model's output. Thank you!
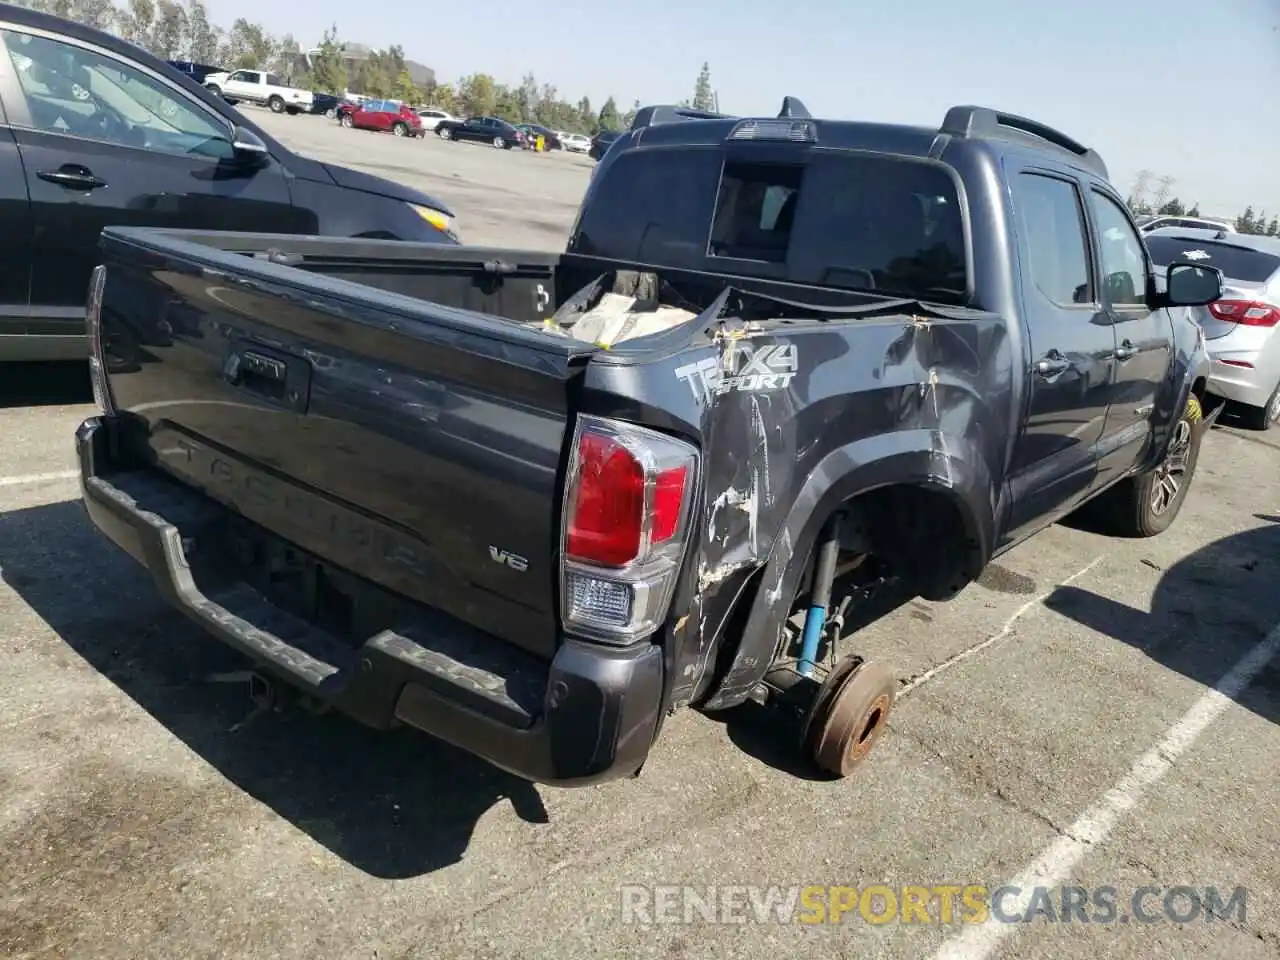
[560, 416, 698, 644]
[86, 264, 115, 415]
[1207, 299, 1280, 327]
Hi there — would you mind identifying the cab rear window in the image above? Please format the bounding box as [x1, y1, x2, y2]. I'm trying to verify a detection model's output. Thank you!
[572, 146, 969, 305]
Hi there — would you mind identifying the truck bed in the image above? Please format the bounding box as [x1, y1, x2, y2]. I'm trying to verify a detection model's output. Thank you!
[96, 228, 610, 661]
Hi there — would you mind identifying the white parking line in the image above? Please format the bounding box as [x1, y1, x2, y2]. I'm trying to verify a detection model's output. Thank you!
[0, 470, 78, 488]
[899, 555, 1105, 697]
[930, 620, 1280, 960]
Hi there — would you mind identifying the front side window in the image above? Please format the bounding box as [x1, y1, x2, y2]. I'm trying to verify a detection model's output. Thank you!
[2, 29, 234, 160]
[1090, 190, 1148, 306]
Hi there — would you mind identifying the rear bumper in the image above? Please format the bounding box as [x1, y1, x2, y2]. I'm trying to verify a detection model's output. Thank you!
[76, 416, 665, 786]
[1206, 352, 1276, 408]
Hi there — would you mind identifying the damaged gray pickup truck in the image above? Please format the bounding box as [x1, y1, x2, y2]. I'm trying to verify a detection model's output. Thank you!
[77, 99, 1225, 785]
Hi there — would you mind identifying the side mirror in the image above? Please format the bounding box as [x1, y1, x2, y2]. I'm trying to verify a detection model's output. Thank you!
[1163, 262, 1224, 307]
[230, 125, 270, 165]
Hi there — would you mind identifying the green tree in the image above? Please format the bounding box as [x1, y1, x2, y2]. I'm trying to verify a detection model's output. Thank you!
[1186, 203, 1201, 217]
[1268, 217, 1279, 237]
[392, 68, 419, 104]
[1157, 197, 1185, 216]
[1237, 206, 1258, 234]
[117, 0, 155, 49]
[310, 26, 347, 94]
[597, 95, 619, 131]
[183, 0, 221, 63]
[149, 0, 187, 58]
[457, 73, 497, 117]
[692, 61, 714, 111]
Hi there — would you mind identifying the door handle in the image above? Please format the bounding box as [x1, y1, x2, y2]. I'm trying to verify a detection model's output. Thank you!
[1114, 339, 1137, 362]
[1035, 352, 1070, 377]
[37, 165, 108, 190]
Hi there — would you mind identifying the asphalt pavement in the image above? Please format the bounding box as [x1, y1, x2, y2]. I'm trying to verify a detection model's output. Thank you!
[0, 109, 1275, 960]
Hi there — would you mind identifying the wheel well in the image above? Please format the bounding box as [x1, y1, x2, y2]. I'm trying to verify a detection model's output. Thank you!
[839, 483, 984, 602]
[700, 482, 985, 706]
[1192, 376, 1206, 401]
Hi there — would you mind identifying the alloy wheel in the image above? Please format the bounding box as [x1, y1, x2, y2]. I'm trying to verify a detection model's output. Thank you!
[1150, 418, 1192, 516]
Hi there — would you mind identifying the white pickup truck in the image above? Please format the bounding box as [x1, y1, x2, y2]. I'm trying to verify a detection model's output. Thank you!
[202, 69, 313, 115]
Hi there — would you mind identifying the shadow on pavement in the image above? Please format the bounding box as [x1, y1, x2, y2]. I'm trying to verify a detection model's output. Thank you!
[1044, 520, 1279, 726]
[716, 519, 1280, 779]
[0, 499, 549, 880]
[0, 362, 92, 409]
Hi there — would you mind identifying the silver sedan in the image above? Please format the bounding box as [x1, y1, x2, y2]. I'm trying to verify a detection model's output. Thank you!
[1145, 227, 1280, 430]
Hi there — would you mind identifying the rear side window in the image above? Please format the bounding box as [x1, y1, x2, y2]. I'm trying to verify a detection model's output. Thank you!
[575, 147, 969, 302]
[1145, 237, 1280, 284]
[1011, 173, 1093, 306]
[784, 153, 968, 302]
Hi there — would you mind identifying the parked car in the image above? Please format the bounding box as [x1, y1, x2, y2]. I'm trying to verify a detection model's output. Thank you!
[166, 60, 226, 85]
[1138, 214, 1237, 234]
[515, 123, 561, 149]
[77, 98, 1219, 787]
[561, 132, 591, 153]
[416, 107, 457, 131]
[1146, 227, 1280, 429]
[588, 128, 621, 160]
[202, 68, 312, 114]
[309, 91, 343, 118]
[435, 115, 526, 149]
[338, 98, 424, 137]
[0, 4, 458, 362]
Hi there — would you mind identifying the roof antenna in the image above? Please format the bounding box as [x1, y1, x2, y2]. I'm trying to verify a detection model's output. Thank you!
[777, 96, 811, 119]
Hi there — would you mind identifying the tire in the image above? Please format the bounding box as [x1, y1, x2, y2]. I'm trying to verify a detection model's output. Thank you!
[492, 136, 506, 149]
[285, 106, 300, 115]
[204, 83, 222, 98]
[340, 113, 353, 128]
[392, 122, 408, 137]
[1236, 380, 1280, 431]
[325, 107, 337, 119]
[1100, 394, 1204, 537]
[438, 126, 452, 140]
[267, 95, 285, 113]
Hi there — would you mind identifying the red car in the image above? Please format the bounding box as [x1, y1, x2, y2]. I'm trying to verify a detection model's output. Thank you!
[337, 99, 425, 138]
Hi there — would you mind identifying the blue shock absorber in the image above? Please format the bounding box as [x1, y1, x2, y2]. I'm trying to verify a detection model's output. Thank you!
[796, 514, 842, 678]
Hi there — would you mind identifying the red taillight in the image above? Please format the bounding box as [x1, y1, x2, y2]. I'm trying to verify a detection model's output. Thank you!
[561, 416, 698, 644]
[565, 431, 692, 566]
[1207, 299, 1280, 327]
[651, 466, 690, 544]
[566, 432, 645, 565]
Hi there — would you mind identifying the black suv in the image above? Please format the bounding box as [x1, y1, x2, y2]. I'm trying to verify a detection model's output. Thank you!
[0, 3, 459, 362]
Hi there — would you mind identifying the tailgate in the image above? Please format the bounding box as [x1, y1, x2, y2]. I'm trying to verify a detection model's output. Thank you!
[96, 228, 594, 660]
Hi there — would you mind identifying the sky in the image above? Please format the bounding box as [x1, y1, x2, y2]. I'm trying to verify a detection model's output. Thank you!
[207, 0, 1280, 219]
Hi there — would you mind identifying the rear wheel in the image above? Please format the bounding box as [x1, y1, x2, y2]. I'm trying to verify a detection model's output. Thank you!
[267, 95, 285, 114]
[492, 136, 506, 149]
[438, 126, 452, 140]
[1236, 380, 1280, 431]
[204, 83, 222, 97]
[1101, 394, 1204, 537]
[392, 122, 408, 137]
[324, 107, 337, 119]
[339, 113, 353, 128]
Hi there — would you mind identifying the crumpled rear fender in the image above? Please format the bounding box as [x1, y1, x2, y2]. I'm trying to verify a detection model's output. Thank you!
[700, 429, 995, 711]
